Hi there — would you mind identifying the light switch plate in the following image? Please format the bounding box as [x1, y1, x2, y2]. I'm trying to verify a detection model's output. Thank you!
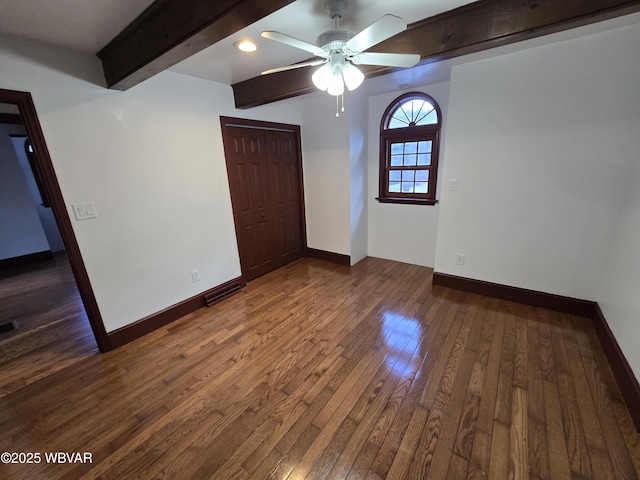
[72, 202, 98, 220]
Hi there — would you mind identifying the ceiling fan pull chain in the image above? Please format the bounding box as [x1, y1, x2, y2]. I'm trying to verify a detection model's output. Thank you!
[336, 94, 339, 117]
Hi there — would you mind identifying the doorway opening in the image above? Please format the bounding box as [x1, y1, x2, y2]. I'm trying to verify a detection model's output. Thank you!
[0, 88, 109, 352]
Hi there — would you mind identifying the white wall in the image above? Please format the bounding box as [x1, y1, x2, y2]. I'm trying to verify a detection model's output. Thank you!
[349, 89, 369, 265]
[434, 22, 640, 301]
[300, 92, 351, 256]
[366, 82, 450, 268]
[598, 160, 640, 375]
[0, 34, 302, 332]
[0, 122, 50, 259]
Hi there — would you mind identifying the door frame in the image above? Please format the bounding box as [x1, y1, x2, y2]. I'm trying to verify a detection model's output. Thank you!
[219, 116, 308, 280]
[0, 88, 110, 352]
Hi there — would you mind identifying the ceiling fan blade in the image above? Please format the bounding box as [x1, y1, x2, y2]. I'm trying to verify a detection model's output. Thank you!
[345, 14, 407, 53]
[261, 59, 327, 75]
[351, 52, 420, 68]
[261, 31, 327, 57]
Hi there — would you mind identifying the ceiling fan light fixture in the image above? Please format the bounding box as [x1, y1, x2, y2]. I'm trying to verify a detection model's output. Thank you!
[327, 72, 345, 96]
[342, 62, 364, 91]
[261, 3, 417, 112]
[312, 63, 334, 91]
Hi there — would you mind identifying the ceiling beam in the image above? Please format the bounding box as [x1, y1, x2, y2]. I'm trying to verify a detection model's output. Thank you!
[232, 0, 640, 109]
[97, 0, 296, 90]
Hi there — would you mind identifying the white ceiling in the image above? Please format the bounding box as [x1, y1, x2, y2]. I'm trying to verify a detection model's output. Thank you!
[0, 0, 155, 53]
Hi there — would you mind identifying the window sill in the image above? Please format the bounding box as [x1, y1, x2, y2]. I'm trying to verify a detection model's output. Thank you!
[375, 197, 438, 206]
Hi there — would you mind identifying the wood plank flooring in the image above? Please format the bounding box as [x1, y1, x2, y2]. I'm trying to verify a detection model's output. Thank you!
[0, 255, 97, 397]
[0, 256, 639, 479]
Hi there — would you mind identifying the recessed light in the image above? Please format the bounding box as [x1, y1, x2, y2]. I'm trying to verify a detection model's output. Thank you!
[234, 40, 258, 53]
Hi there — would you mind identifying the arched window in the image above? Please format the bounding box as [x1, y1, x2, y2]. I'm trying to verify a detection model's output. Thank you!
[378, 92, 442, 205]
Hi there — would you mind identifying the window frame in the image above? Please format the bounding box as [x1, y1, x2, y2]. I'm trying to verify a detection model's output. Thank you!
[378, 92, 442, 206]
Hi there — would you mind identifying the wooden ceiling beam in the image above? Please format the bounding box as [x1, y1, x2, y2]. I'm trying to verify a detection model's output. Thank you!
[232, 0, 640, 109]
[97, 0, 295, 90]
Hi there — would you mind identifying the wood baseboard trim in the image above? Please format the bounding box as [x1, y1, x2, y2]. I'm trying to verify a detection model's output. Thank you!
[108, 276, 246, 350]
[432, 272, 596, 317]
[433, 271, 640, 432]
[305, 248, 350, 266]
[0, 251, 54, 269]
[591, 304, 640, 432]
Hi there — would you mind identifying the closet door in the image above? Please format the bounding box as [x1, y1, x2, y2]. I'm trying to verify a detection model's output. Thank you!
[265, 130, 303, 269]
[222, 121, 304, 281]
[223, 126, 276, 280]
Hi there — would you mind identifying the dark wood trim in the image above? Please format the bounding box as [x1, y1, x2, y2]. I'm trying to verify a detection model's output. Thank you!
[232, 0, 640, 108]
[97, 0, 295, 90]
[432, 272, 596, 317]
[591, 304, 640, 432]
[304, 248, 351, 266]
[0, 251, 53, 269]
[375, 197, 438, 206]
[219, 116, 302, 134]
[0, 88, 111, 352]
[433, 271, 640, 431]
[0, 113, 22, 124]
[108, 276, 246, 349]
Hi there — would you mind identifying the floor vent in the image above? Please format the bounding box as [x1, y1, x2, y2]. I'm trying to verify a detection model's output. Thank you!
[0, 321, 18, 334]
[204, 281, 242, 307]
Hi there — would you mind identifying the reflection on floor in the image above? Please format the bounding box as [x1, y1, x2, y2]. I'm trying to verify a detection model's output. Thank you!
[1, 257, 639, 479]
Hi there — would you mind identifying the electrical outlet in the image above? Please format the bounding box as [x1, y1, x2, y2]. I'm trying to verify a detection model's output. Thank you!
[191, 270, 201, 282]
[456, 254, 465, 266]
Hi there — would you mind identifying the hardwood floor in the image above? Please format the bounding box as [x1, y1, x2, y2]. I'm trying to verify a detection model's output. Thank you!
[0, 257, 639, 479]
[0, 255, 97, 397]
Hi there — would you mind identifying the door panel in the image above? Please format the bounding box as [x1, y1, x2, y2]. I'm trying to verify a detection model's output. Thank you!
[222, 122, 304, 281]
[266, 130, 302, 267]
[226, 128, 275, 280]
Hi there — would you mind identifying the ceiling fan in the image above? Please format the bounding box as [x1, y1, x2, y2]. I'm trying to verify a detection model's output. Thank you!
[260, 0, 420, 97]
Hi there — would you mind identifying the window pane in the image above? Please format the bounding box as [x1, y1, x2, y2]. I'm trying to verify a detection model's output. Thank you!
[415, 182, 428, 193]
[405, 142, 418, 154]
[402, 170, 415, 182]
[391, 143, 404, 155]
[393, 100, 438, 126]
[389, 182, 401, 193]
[389, 171, 401, 182]
[391, 155, 403, 166]
[415, 107, 437, 125]
[389, 113, 410, 129]
[417, 154, 431, 166]
[416, 170, 429, 182]
[421, 109, 438, 125]
[404, 154, 417, 166]
[418, 141, 432, 153]
[401, 182, 414, 193]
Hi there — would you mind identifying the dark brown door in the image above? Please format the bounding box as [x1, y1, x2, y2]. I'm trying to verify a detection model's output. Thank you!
[266, 130, 303, 268]
[221, 120, 304, 281]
